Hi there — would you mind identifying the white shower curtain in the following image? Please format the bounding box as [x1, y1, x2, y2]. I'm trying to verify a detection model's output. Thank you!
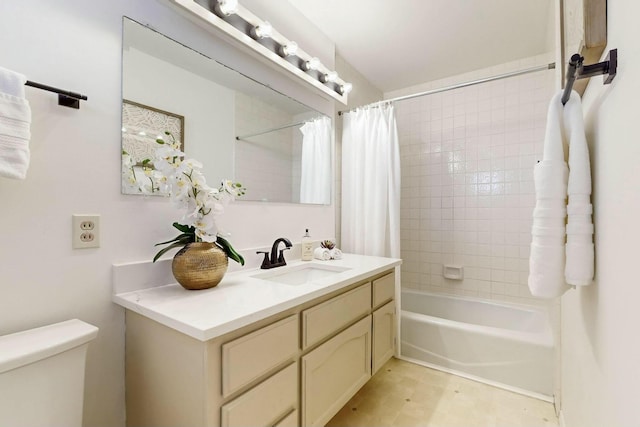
[341, 104, 401, 258]
[300, 116, 331, 204]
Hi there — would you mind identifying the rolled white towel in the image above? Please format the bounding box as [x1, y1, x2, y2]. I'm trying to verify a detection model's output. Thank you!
[566, 222, 594, 235]
[531, 225, 567, 237]
[567, 203, 593, 215]
[533, 206, 567, 219]
[313, 247, 331, 261]
[534, 160, 569, 200]
[564, 91, 594, 286]
[532, 216, 566, 230]
[528, 243, 570, 298]
[566, 240, 594, 286]
[329, 248, 342, 260]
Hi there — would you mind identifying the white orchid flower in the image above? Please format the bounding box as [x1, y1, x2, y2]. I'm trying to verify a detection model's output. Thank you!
[153, 132, 245, 244]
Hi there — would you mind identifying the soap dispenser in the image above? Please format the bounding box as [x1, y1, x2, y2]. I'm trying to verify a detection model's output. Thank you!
[301, 229, 313, 261]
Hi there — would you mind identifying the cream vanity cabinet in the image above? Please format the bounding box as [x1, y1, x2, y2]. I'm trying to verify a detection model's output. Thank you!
[124, 269, 397, 427]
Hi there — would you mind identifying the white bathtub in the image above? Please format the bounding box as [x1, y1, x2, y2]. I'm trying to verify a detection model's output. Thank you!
[400, 290, 554, 399]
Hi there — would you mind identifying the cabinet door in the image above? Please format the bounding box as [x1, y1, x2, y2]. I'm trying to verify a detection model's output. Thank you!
[301, 316, 372, 427]
[372, 300, 396, 374]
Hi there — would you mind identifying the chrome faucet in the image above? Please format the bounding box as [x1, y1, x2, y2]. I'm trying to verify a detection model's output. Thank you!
[257, 237, 293, 269]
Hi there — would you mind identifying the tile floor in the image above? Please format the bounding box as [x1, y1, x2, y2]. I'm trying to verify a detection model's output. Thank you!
[326, 358, 558, 427]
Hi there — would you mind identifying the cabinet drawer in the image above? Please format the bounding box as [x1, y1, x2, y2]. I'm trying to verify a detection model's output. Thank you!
[302, 283, 371, 349]
[372, 300, 396, 374]
[372, 272, 395, 308]
[221, 363, 297, 427]
[301, 316, 372, 427]
[222, 314, 298, 397]
[274, 410, 298, 427]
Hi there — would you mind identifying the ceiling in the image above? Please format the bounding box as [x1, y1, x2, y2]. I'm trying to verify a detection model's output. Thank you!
[287, 0, 555, 93]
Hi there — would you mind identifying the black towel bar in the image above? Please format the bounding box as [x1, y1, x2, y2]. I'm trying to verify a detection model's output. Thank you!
[561, 48, 617, 105]
[24, 80, 87, 109]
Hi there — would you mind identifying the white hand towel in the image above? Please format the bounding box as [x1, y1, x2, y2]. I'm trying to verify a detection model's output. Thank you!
[0, 66, 31, 180]
[534, 161, 569, 200]
[529, 244, 570, 298]
[0, 66, 26, 98]
[528, 92, 569, 298]
[329, 248, 343, 260]
[313, 247, 331, 261]
[563, 91, 594, 286]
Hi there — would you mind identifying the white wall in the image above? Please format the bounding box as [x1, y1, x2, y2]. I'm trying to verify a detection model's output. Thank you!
[234, 92, 294, 202]
[389, 54, 555, 305]
[0, 1, 337, 426]
[560, 1, 640, 425]
[123, 45, 235, 186]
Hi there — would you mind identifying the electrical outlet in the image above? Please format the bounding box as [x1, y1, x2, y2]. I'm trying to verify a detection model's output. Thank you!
[73, 215, 100, 249]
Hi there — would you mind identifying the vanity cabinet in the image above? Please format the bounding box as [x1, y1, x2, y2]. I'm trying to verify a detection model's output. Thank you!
[371, 273, 396, 374]
[221, 363, 298, 427]
[372, 300, 396, 374]
[124, 269, 397, 427]
[302, 316, 372, 427]
[221, 314, 298, 398]
[301, 283, 371, 349]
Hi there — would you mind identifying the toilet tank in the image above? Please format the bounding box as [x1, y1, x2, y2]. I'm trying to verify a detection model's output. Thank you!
[0, 319, 99, 427]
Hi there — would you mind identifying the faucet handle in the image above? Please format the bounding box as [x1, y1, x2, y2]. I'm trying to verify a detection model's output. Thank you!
[256, 251, 270, 269]
[277, 247, 291, 264]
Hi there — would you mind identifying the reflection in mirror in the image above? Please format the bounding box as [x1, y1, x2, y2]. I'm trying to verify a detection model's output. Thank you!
[235, 101, 331, 204]
[121, 17, 332, 204]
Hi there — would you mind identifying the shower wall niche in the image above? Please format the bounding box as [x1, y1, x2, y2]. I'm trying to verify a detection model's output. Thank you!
[394, 54, 555, 305]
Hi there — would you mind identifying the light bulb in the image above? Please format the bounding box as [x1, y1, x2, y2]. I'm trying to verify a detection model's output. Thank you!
[281, 41, 298, 57]
[324, 71, 338, 83]
[254, 21, 272, 39]
[305, 57, 320, 71]
[340, 82, 353, 95]
[218, 0, 238, 16]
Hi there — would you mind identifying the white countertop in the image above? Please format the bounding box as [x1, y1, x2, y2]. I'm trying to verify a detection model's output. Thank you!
[113, 253, 401, 341]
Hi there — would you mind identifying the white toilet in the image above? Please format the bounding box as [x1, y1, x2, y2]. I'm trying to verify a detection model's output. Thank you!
[0, 319, 99, 427]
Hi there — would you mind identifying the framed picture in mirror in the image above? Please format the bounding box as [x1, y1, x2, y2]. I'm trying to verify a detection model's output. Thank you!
[122, 99, 184, 167]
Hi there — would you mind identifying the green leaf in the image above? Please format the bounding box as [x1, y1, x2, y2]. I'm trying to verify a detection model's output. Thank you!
[141, 158, 151, 165]
[155, 139, 165, 144]
[216, 235, 245, 266]
[172, 223, 195, 234]
[153, 241, 187, 263]
[154, 233, 192, 247]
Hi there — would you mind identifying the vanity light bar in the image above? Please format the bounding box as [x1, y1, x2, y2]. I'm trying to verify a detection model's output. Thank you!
[164, 0, 350, 104]
[228, 2, 350, 96]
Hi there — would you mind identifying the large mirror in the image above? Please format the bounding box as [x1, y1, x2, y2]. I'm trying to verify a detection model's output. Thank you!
[121, 17, 332, 205]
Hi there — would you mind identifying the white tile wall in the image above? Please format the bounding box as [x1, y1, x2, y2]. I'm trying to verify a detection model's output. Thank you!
[395, 54, 555, 304]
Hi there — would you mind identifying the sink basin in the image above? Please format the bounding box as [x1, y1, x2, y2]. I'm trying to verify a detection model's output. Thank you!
[253, 263, 351, 286]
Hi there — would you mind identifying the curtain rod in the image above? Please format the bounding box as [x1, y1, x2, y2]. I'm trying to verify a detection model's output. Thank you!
[235, 121, 307, 141]
[338, 62, 556, 116]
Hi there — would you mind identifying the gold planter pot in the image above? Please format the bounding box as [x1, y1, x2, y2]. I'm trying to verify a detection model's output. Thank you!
[172, 242, 228, 290]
